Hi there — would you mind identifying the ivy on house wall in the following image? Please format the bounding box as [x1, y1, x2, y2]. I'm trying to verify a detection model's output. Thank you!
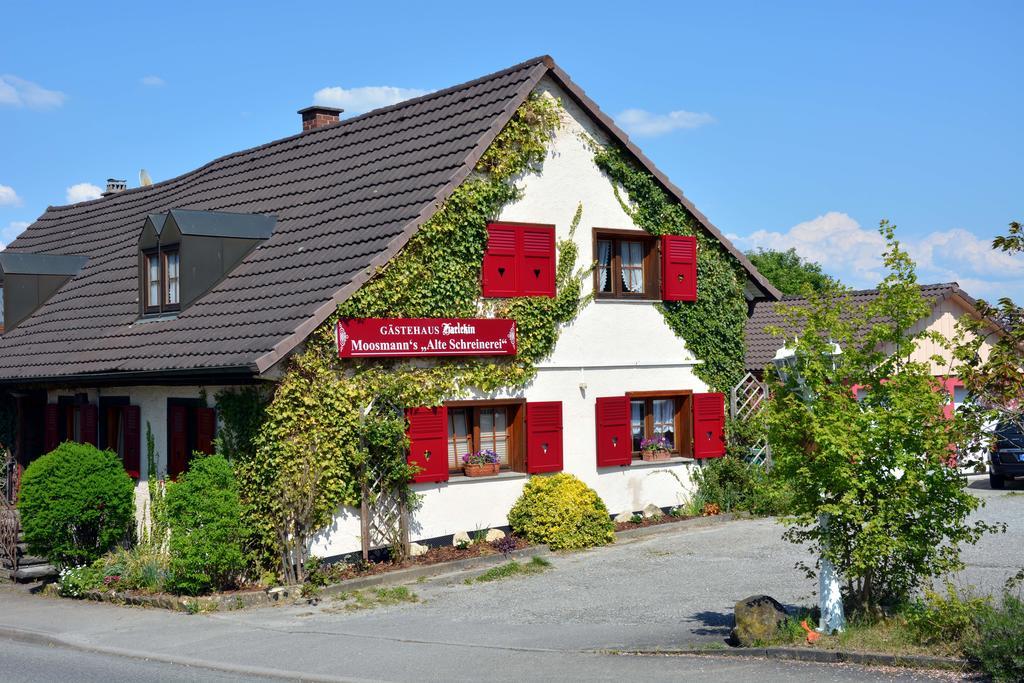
[592, 146, 750, 392]
[238, 93, 597, 573]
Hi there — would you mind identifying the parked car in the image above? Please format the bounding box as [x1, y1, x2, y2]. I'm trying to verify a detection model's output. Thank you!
[990, 420, 1024, 489]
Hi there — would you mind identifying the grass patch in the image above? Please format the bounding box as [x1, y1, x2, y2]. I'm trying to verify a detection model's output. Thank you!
[331, 586, 419, 611]
[762, 612, 964, 659]
[473, 556, 551, 584]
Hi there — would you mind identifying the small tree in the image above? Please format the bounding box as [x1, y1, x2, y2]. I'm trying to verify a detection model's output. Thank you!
[18, 442, 135, 566]
[746, 247, 841, 296]
[764, 222, 1001, 613]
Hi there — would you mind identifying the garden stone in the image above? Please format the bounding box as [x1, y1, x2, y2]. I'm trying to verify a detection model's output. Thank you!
[484, 529, 505, 543]
[613, 511, 633, 524]
[452, 531, 471, 547]
[409, 542, 429, 557]
[732, 594, 788, 646]
[642, 504, 664, 519]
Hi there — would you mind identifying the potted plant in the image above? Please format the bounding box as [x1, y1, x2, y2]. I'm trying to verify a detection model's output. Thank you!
[462, 449, 500, 477]
[639, 437, 672, 462]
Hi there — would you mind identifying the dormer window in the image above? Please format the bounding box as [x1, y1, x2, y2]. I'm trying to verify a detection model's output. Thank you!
[144, 246, 180, 314]
[138, 209, 275, 318]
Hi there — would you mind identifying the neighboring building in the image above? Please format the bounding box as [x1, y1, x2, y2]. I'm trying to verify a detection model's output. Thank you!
[745, 282, 997, 415]
[0, 56, 779, 557]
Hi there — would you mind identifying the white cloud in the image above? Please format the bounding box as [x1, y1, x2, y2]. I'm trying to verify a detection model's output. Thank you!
[0, 75, 66, 109]
[0, 221, 30, 250]
[738, 211, 1024, 301]
[614, 108, 715, 137]
[140, 75, 165, 87]
[0, 185, 21, 207]
[311, 85, 430, 115]
[66, 183, 103, 204]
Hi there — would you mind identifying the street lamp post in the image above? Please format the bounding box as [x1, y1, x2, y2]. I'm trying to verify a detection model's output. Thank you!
[772, 342, 847, 635]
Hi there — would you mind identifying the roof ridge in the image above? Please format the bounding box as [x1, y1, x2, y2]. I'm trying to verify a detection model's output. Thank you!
[40, 56, 551, 216]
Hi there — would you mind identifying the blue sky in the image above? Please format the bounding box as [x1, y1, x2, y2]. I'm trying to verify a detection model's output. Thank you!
[2, 1, 1022, 301]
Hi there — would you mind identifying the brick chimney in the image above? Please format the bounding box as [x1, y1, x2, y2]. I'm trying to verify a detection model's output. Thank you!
[101, 178, 127, 196]
[298, 106, 343, 131]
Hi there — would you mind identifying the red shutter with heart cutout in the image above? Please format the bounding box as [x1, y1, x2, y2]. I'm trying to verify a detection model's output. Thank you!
[406, 406, 449, 483]
[526, 401, 563, 473]
[520, 226, 556, 297]
[44, 404, 59, 453]
[693, 392, 726, 458]
[81, 404, 98, 446]
[482, 224, 519, 297]
[123, 405, 141, 478]
[596, 396, 632, 467]
[661, 235, 697, 301]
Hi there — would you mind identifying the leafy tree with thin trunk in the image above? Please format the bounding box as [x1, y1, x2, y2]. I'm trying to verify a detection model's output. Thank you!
[763, 221, 1001, 614]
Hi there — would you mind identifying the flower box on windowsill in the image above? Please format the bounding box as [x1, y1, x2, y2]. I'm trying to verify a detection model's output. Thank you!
[463, 463, 501, 477]
[641, 449, 672, 462]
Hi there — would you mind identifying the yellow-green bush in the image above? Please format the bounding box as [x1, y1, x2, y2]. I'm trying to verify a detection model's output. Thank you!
[507, 474, 614, 550]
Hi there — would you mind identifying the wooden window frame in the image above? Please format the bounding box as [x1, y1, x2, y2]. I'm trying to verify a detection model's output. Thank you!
[592, 228, 660, 300]
[627, 390, 694, 458]
[143, 245, 181, 315]
[444, 399, 526, 473]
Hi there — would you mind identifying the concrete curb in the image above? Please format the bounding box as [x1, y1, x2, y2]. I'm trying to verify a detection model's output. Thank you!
[0, 624, 364, 682]
[615, 646, 970, 671]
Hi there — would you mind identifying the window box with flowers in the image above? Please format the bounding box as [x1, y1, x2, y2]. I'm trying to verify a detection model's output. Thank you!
[639, 437, 672, 462]
[463, 449, 501, 477]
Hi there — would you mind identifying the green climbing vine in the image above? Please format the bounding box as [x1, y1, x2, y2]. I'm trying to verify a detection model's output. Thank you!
[593, 146, 749, 392]
[238, 93, 596, 573]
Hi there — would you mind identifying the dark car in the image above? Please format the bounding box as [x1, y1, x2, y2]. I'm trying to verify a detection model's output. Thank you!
[990, 420, 1024, 489]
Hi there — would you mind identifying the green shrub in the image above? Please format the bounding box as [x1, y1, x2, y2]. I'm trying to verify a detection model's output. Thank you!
[164, 455, 245, 595]
[18, 442, 135, 566]
[691, 456, 791, 516]
[903, 583, 988, 646]
[508, 474, 614, 550]
[967, 594, 1024, 682]
[57, 563, 104, 597]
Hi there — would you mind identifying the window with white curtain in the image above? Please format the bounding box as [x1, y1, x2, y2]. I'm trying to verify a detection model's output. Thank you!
[594, 231, 655, 299]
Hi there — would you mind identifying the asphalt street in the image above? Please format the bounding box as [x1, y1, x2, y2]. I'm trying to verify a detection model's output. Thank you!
[0, 475, 1018, 682]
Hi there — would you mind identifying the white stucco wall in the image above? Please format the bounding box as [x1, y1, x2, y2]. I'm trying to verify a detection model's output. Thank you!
[311, 77, 709, 559]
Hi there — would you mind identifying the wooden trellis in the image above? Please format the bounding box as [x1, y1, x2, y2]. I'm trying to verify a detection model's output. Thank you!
[730, 372, 772, 467]
[1, 450, 19, 579]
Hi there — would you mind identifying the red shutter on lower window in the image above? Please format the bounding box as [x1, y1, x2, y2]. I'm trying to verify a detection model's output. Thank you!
[123, 406, 141, 478]
[168, 405, 189, 478]
[81, 404, 98, 446]
[196, 407, 216, 455]
[661, 235, 697, 301]
[519, 226, 556, 297]
[595, 396, 632, 467]
[693, 392, 726, 458]
[406, 406, 450, 483]
[44, 404, 59, 453]
[482, 224, 520, 297]
[526, 401, 563, 473]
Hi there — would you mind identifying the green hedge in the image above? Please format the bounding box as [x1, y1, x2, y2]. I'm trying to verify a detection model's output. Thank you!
[18, 442, 135, 566]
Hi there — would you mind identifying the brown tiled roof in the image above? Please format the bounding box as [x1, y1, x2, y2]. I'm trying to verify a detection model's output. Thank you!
[744, 282, 968, 372]
[0, 56, 778, 384]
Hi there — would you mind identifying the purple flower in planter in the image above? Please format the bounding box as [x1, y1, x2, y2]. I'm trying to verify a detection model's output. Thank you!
[639, 437, 670, 452]
[463, 449, 499, 465]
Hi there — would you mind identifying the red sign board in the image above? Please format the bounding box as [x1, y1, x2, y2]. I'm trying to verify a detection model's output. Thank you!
[337, 318, 517, 358]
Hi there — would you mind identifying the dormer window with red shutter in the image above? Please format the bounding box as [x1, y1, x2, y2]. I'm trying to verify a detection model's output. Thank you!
[481, 222, 556, 298]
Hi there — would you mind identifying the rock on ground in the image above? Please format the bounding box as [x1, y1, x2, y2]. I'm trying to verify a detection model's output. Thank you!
[642, 504, 664, 519]
[732, 594, 788, 646]
[409, 542, 429, 557]
[452, 531, 471, 547]
[613, 511, 633, 524]
[484, 529, 505, 543]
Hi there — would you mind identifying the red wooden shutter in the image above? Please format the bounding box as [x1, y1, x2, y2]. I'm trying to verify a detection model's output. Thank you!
[595, 396, 632, 467]
[520, 226, 556, 297]
[482, 224, 520, 297]
[196, 407, 216, 455]
[44, 404, 59, 453]
[80, 404, 98, 446]
[123, 405, 141, 478]
[526, 401, 563, 473]
[661, 235, 697, 301]
[168, 404, 189, 478]
[693, 392, 726, 458]
[406, 406, 449, 483]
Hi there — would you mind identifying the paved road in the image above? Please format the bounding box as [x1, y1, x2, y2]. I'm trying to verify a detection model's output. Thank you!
[0, 476, 1018, 682]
